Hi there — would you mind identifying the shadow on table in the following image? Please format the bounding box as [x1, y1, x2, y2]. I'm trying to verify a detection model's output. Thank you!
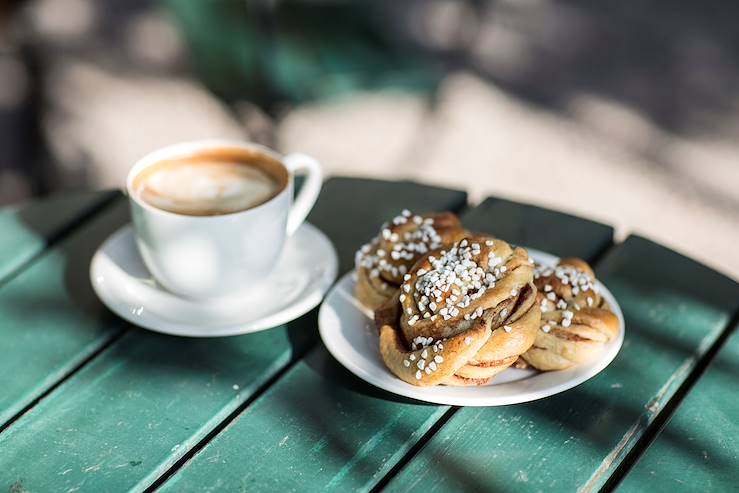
[6, 192, 128, 328]
[283, 239, 739, 489]
[7, 184, 738, 490]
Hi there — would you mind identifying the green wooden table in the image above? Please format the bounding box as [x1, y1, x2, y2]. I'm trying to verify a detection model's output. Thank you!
[0, 178, 736, 493]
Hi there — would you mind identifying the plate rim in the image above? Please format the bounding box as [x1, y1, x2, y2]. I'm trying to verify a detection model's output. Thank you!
[318, 248, 625, 406]
[90, 222, 338, 337]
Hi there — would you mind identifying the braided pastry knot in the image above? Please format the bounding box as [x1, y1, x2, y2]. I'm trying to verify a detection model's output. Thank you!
[377, 235, 541, 386]
[521, 258, 619, 371]
[355, 210, 466, 311]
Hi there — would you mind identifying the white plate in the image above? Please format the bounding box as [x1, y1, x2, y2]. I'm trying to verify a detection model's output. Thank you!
[91, 223, 338, 337]
[318, 248, 625, 406]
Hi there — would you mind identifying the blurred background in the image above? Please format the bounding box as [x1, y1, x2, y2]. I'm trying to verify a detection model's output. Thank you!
[0, 0, 737, 279]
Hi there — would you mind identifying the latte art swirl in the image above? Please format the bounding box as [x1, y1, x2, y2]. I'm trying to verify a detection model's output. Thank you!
[133, 153, 283, 216]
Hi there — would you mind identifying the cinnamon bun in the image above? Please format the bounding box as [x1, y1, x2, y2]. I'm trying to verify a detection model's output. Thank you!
[521, 258, 619, 371]
[378, 235, 541, 386]
[354, 210, 466, 311]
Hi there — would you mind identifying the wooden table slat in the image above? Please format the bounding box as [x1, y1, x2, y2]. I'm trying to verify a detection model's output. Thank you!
[463, 197, 613, 261]
[0, 197, 129, 428]
[0, 191, 115, 283]
[384, 235, 739, 493]
[153, 197, 614, 492]
[615, 324, 739, 493]
[0, 178, 467, 493]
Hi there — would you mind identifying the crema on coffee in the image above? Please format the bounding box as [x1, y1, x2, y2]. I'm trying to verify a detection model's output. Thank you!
[133, 149, 286, 216]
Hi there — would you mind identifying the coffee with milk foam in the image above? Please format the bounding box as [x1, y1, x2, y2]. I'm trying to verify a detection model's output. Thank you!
[133, 149, 285, 216]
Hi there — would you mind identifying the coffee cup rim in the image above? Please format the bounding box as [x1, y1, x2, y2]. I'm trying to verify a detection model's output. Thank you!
[126, 139, 291, 219]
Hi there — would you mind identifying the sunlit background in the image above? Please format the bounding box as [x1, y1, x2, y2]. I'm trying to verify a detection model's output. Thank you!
[0, 0, 737, 279]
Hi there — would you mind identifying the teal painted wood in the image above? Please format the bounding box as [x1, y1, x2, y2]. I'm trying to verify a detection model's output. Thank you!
[155, 199, 613, 492]
[0, 178, 467, 493]
[160, 347, 449, 493]
[384, 236, 739, 493]
[0, 198, 129, 428]
[463, 197, 613, 261]
[0, 325, 314, 493]
[616, 325, 739, 493]
[0, 191, 115, 283]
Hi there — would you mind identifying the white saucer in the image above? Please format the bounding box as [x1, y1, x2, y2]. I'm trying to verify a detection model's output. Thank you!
[91, 223, 338, 337]
[318, 248, 625, 406]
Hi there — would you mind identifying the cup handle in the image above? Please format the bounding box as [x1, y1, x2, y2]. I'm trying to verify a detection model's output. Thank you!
[283, 153, 323, 236]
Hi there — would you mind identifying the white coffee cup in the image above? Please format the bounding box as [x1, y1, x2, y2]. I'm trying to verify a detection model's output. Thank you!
[126, 139, 322, 299]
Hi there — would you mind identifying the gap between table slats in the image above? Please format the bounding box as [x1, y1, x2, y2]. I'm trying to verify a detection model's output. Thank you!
[0, 192, 125, 431]
[603, 314, 739, 492]
[0, 191, 118, 288]
[150, 196, 614, 493]
[0, 177, 468, 493]
[380, 235, 739, 493]
[146, 179, 471, 492]
[611, 320, 739, 493]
